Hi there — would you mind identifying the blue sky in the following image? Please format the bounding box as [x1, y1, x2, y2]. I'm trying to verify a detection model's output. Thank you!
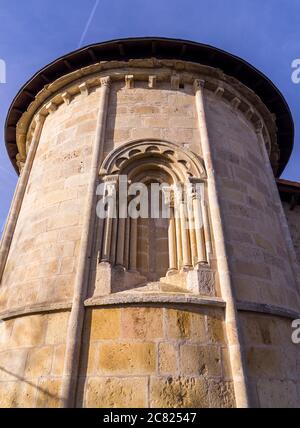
[0, 0, 299, 232]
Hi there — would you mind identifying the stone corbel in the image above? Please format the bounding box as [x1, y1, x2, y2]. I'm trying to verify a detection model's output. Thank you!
[171, 74, 180, 89]
[78, 82, 89, 96]
[231, 97, 241, 110]
[61, 91, 72, 105]
[16, 153, 26, 173]
[125, 75, 134, 89]
[45, 101, 58, 115]
[214, 86, 225, 98]
[16, 132, 27, 163]
[148, 75, 157, 88]
[245, 106, 254, 121]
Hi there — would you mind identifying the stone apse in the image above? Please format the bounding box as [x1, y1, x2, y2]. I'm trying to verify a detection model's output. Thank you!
[0, 38, 299, 408]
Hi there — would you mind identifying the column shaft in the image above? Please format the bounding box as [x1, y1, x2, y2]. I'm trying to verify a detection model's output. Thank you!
[193, 196, 207, 264]
[175, 215, 183, 270]
[0, 114, 45, 282]
[129, 218, 138, 271]
[110, 217, 118, 264]
[201, 199, 212, 259]
[101, 194, 115, 261]
[116, 217, 126, 266]
[167, 208, 177, 273]
[194, 79, 250, 408]
[187, 200, 197, 266]
[179, 202, 192, 268]
[61, 77, 111, 408]
[124, 218, 130, 270]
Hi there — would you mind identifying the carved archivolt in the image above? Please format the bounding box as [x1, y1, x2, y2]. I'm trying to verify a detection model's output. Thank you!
[100, 139, 206, 181]
[98, 140, 212, 281]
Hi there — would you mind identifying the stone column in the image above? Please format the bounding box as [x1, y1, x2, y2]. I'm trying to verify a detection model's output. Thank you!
[167, 207, 178, 274]
[101, 179, 117, 262]
[124, 218, 131, 270]
[194, 78, 251, 408]
[129, 218, 138, 271]
[179, 200, 192, 269]
[61, 76, 111, 408]
[110, 217, 118, 265]
[187, 191, 197, 267]
[175, 215, 183, 270]
[0, 113, 46, 282]
[116, 217, 126, 267]
[201, 198, 212, 259]
[192, 193, 207, 264]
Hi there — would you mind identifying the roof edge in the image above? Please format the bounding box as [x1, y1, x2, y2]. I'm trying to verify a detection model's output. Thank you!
[4, 37, 295, 176]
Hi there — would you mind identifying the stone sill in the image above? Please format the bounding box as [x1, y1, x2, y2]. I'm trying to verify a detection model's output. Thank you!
[0, 300, 72, 321]
[237, 300, 300, 321]
[1, 296, 298, 322]
[84, 292, 226, 309]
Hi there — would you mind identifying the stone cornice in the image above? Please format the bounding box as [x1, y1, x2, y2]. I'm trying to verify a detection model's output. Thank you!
[1, 295, 299, 321]
[16, 59, 278, 173]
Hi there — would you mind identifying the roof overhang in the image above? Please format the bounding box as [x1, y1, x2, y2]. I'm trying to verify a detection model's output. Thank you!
[4, 37, 294, 176]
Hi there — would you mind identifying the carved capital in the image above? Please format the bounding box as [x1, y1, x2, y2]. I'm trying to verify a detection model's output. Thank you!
[103, 174, 119, 186]
[161, 186, 174, 206]
[173, 184, 185, 204]
[100, 76, 111, 87]
[103, 176, 118, 197]
[194, 79, 205, 93]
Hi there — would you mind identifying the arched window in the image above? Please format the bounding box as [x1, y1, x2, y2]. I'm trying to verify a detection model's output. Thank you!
[97, 140, 211, 292]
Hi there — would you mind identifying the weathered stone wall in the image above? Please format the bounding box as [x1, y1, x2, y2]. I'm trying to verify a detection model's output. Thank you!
[0, 89, 101, 313]
[103, 81, 201, 158]
[240, 313, 300, 408]
[0, 64, 299, 408]
[206, 91, 299, 311]
[205, 90, 300, 406]
[0, 311, 69, 407]
[283, 203, 300, 264]
[0, 81, 202, 314]
[77, 306, 235, 408]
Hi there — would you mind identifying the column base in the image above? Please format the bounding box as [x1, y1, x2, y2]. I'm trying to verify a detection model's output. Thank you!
[187, 265, 216, 296]
[166, 268, 178, 277]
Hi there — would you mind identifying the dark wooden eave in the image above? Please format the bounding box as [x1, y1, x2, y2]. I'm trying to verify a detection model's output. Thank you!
[4, 37, 295, 176]
[277, 178, 300, 210]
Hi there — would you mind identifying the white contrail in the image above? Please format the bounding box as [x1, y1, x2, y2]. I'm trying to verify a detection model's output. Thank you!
[78, 0, 100, 49]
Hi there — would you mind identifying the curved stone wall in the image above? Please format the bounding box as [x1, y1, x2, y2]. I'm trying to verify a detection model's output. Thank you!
[77, 306, 234, 408]
[0, 59, 299, 407]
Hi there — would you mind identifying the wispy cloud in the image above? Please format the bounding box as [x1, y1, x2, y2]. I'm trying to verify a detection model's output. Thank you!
[78, 0, 101, 49]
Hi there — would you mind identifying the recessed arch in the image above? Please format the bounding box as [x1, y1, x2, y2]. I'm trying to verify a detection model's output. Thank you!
[98, 139, 211, 288]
